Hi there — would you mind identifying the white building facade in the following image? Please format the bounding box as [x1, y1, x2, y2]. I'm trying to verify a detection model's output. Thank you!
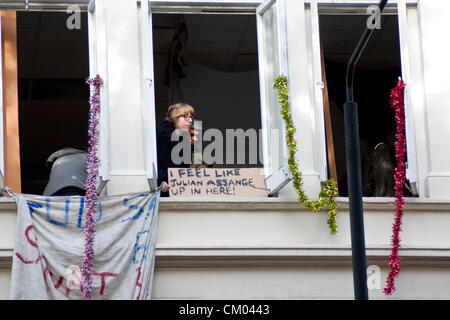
[1, 0, 450, 299]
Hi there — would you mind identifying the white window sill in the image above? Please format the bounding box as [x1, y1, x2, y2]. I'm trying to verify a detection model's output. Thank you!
[158, 196, 450, 211]
[1, 195, 450, 211]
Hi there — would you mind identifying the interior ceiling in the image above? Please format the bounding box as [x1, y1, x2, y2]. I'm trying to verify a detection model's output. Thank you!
[152, 13, 258, 73]
[319, 14, 401, 69]
[16, 11, 400, 77]
[153, 13, 400, 72]
[17, 11, 89, 79]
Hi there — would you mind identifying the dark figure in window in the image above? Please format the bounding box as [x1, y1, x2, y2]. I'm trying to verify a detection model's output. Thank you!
[156, 103, 205, 197]
[362, 142, 394, 197]
[43, 147, 87, 196]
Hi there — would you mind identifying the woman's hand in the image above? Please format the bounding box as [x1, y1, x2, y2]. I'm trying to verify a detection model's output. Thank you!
[161, 181, 170, 193]
[190, 128, 200, 145]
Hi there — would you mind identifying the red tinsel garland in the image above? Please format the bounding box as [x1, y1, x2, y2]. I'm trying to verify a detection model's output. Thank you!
[384, 79, 406, 295]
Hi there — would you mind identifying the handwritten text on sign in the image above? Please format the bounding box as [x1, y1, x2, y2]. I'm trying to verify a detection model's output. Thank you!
[10, 192, 159, 300]
[168, 168, 268, 197]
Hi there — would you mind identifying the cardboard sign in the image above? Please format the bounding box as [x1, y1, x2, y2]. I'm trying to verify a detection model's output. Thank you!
[168, 168, 268, 197]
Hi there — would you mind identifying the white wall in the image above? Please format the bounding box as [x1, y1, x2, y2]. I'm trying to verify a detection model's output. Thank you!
[280, 0, 322, 198]
[152, 266, 450, 300]
[103, 0, 149, 195]
[417, 0, 450, 198]
[2, 197, 450, 299]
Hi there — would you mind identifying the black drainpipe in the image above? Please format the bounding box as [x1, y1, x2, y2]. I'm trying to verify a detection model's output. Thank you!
[344, 0, 388, 300]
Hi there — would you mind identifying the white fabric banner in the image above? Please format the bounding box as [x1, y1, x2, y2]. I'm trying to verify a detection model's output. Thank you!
[9, 191, 159, 300]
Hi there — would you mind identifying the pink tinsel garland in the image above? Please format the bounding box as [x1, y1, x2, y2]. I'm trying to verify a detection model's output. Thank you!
[384, 79, 406, 295]
[81, 75, 103, 300]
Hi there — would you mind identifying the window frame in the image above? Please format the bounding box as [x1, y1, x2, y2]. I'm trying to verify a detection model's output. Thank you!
[255, 0, 291, 195]
[138, 0, 158, 191]
[87, 0, 111, 189]
[306, 0, 420, 195]
[138, 0, 294, 195]
[0, 13, 4, 180]
[0, 0, 110, 192]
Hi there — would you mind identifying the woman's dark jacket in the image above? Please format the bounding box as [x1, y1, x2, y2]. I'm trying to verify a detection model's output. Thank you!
[156, 120, 190, 196]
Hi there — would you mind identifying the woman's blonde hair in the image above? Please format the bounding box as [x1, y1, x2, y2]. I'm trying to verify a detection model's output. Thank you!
[165, 103, 195, 125]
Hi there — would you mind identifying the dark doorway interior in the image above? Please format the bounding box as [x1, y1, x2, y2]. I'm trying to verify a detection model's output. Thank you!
[320, 14, 401, 196]
[17, 11, 90, 194]
[152, 13, 263, 168]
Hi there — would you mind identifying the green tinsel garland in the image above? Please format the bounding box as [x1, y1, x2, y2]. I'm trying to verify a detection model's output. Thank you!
[274, 76, 338, 234]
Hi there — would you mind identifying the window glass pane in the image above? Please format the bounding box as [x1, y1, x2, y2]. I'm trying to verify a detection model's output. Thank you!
[319, 13, 414, 197]
[17, 11, 90, 194]
[152, 13, 262, 169]
[261, 3, 284, 172]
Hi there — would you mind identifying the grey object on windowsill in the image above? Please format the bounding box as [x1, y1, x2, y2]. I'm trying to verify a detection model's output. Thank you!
[43, 147, 88, 196]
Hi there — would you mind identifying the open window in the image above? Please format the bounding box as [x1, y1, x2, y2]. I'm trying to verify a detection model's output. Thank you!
[256, 0, 291, 195]
[138, 0, 291, 196]
[17, 10, 90, 194]
[0, 0, 109, 195]
[306, 0, 419, 197]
